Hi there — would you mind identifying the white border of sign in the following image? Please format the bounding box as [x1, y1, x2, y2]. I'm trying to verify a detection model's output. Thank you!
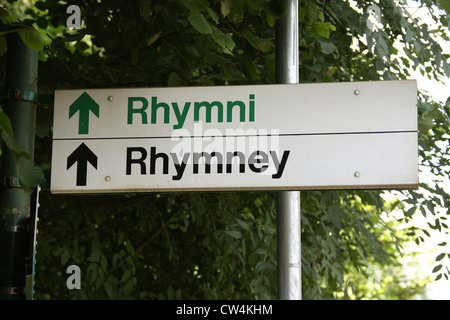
[51, 80, 418, 194]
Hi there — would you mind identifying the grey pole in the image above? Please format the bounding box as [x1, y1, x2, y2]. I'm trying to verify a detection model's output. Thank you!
[276, 0, 301, 300]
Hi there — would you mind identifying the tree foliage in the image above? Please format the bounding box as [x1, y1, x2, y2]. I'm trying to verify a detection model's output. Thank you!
[0, 0, 449, 299]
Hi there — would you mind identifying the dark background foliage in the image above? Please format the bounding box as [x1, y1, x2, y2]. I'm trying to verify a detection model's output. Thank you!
[1, 0, 449, 299]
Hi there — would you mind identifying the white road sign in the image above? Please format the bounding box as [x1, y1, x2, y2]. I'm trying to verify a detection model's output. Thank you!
[51, 80, 418, 193]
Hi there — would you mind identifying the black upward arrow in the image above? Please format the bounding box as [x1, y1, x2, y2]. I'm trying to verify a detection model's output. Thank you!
[67, 143, 98, 186]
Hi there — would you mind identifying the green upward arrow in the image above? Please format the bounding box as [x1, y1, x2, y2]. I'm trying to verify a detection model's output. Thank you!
[69, 91, 99, 135]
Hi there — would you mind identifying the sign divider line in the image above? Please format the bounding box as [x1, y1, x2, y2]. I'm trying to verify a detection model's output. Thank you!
[53, 130, 417, 141]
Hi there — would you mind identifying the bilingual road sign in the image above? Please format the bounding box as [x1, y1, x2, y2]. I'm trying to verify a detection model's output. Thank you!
[51, 80, 418, 194]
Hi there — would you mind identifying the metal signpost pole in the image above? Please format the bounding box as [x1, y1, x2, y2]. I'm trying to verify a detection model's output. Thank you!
[0, 33, 38, 300]
[276, 0, 301, 300]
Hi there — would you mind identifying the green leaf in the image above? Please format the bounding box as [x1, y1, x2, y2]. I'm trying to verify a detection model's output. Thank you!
[220, 0, 233, 17]
[426, 201, 435, 215]
[1, 130, 27, 157]
[405, 206, 416, 217]
[243, 29, 260, 48]
[438, 0, 450, 13]
[104, 277, 118, 299]
[374, 32, 389, 58]
[418, 117, 434, 132]
[247, 0, 269, 11]
[432, 264, 443, 273]
[243, 60, 257, 81]
[188, 10, 213, 34]
[305, 0, 321, 22]
[255, 38, 273, 53]
[255, 261, 270, 272]
[206, 7, 219, 24]
[167, 72, 187, 87]
[16, 156, 45, 191]
[312, 22, 330, 38]
[212, 28, 235, 52]
[436, 253, 446, 261]
[226, 239, 240, 255]
[18, 27, 44, 52]
[242, 29, 273, 53]
[443, 61, 450, 77]
[226, 230, 242, 239]
[146, 30, 162, 47]
[303, 62, 322, 73]
[236, 219, 251, 230]
[241, 212, 255, 221]
[298, 6, 306, 22]
[318, 39, 336, 54]
[0, 111, 14, 137]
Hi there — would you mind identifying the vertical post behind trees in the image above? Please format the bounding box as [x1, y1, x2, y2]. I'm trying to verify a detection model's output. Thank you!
[276, 0, 301, 300]
[0, 33, 38, 300]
